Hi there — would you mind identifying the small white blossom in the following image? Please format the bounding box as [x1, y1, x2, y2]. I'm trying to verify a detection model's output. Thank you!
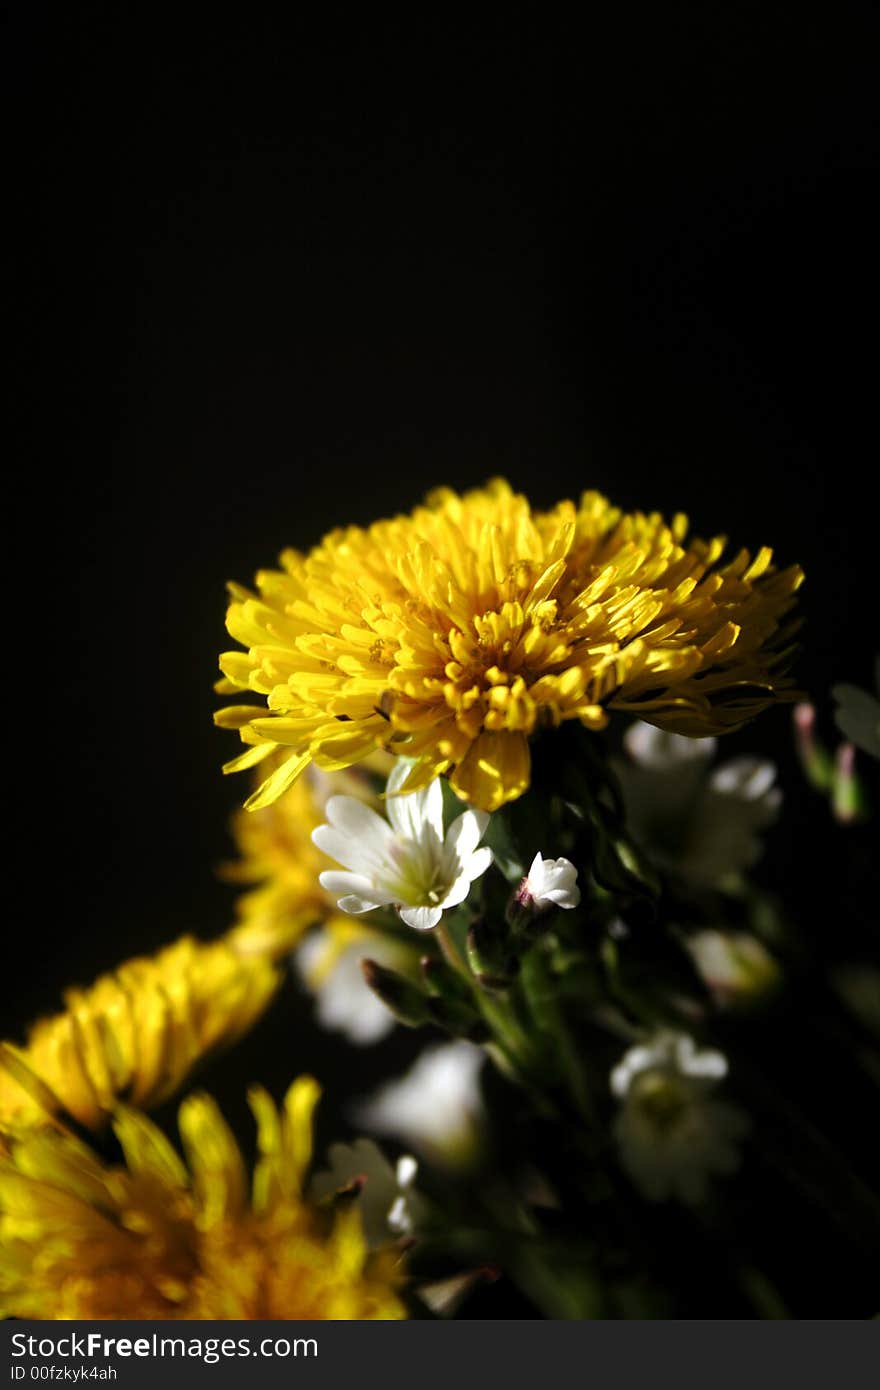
[617, 721, 781, 888]
[623, 722, 718, 771]
[354, 1040, 486, 1170]
[686, 929, 780, 1009]
[518, 851, 581, 912]
[295, 931, 400, 1044]
[387, 1155, 419, 1236]
[311, 1139, 424, 1245]
[312, 761, 493, 931]
[611, 1031, 748, 1205]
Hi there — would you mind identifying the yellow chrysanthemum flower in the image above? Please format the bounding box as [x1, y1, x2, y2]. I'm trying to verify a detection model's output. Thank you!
[218, 479, 804, 813]
[0, 932, 284, 1135]
[0, 1077, 406, 1319]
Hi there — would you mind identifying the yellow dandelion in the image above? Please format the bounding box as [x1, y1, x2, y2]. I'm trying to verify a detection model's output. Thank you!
[0, 932, 284, 1135]
[218, 479, 804, 813]
[0, 1077, 407, 1320]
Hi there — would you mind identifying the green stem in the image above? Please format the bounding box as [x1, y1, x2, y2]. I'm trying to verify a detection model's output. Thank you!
[522, 946, 596, 1125]
[734, 1263, 790, 1320]
[435, 920, 540, 1085]
[476, 991, 538, 1072]
[434, 920, 470, 979]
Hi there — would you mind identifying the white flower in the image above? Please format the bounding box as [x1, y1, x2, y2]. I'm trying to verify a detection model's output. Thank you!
[623, 722, 718, 771]
[295, 931, 400, 1044]
[311, 1139, 423, 1244]
[616, 721, 781, 888]
[353, 1040, 486, 1169]
[386, 1155, 420, 1237]
[312, 761, 493, 931]
[686, 929, 780, 1010]
[611, 1031, 748, 1205]
[518, 851, 581, 911]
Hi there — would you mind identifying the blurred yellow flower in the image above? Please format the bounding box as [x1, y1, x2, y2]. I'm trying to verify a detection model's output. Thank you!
[0, 932, 282, 1135]
[223, 755, 412, 1044]
[0, 1078, 406, 1319]
[218, 479, 803, 813]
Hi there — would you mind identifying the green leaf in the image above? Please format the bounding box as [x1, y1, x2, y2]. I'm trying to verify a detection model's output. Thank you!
[482, 807, 526, 883]
[832, 682, 880, 759]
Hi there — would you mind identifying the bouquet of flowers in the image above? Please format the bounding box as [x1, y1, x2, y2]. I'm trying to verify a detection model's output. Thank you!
[2, 480, 877, 1319]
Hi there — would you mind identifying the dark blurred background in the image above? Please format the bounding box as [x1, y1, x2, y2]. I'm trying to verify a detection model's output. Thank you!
[7, 7, 879, 1222]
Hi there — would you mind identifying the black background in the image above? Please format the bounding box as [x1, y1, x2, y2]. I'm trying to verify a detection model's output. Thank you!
[7, 6, 880, 1313]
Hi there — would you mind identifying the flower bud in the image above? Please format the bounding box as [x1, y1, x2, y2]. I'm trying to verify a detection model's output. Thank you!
[361, 959, 430, 1028]
[506, 851, 582, 930]
[419, 1267, 501, 1317]
[831, 742, 868, 824]
[686, 930, 781, 1010]
[793, 703, 834, 790]
[425, 993, 486, 1040]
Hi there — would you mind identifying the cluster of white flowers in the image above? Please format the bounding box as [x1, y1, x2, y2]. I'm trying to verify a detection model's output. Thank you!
[299, 751, 752, 1211]
[302, 765, 582, 1044]
[616, 722, 781, 889]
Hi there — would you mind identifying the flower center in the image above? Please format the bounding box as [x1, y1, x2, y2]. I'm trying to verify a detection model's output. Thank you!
[632, 1072, 690, 1134]
[387, 840, 452, 907]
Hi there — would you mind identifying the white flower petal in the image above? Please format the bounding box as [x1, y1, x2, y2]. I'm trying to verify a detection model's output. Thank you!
[396, 1155, 418, 1188]
[312, 820, 395, 876]
[337, 894, 385, 916]
[444, 808, 490, 862]
[323, 795, 396, 860]
[539, 885, 581, 908]
[625, 720, 717, 769]
[294, 932, 328, 987]
[312, 824, 363, 871]
[385, 771, 445, 844]
[319, 870, 393, 901]
[710, 756, 777, 801]
[541, 856, 576, 882]
[673, 1035, 727, 1081]
[385, 758, 416, 797]
[315, 947, 397, 1043]
[387, 1194, 414, 1235]
[354, 1041, 485, 1164]
[535, 863, 575, 892]
[462, 845, 494, 881]
[298, 936, 401, 1047]
[611, 1041, 666, 1096]
[439, 873, 475, 910]
[398, 904, 443, 931]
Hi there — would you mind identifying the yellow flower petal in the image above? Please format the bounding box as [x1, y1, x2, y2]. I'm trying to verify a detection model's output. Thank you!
[451, 730, 531, 811]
